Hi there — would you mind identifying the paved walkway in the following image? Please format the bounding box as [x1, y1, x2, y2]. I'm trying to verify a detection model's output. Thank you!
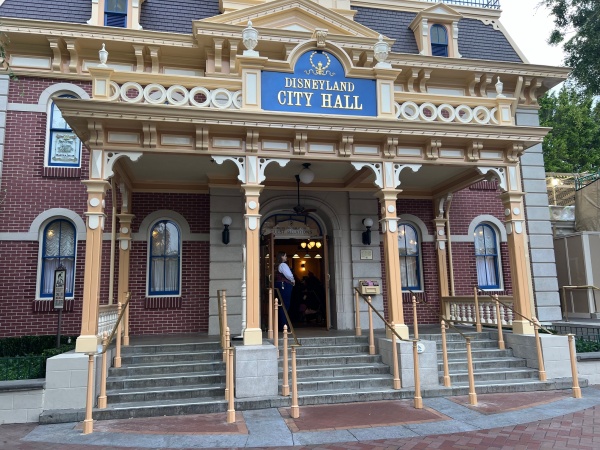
[2, 387, 600, 449]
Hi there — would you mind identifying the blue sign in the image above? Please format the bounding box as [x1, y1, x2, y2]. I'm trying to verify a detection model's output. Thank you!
[261, 50, 377, 117]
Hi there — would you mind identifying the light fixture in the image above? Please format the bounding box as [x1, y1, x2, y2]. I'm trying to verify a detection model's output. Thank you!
[301, 242, 307, 249]
[304, 253, 311, 259]
[298, 163, 315, 184]
[315, 254, 322, 259]
[316, 242, 321, 248]
[308, 241, 315, 249]
[292, 253, 300, 259]
[222, 216, 232, 245]
[301, 263, 306, 271]
[362, 218, 373, 245]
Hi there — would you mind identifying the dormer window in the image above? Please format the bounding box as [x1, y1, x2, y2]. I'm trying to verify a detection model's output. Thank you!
[431, 24, 449, 57]
[105, 0, 127, 27]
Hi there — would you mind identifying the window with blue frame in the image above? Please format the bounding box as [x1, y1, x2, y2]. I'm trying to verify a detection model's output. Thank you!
[149, 220, 181, 296]
[48, 95, 81, 167]
[431, 24, 449, 57]
[105, 0, 127, 27]
[474, 223, 500, 289]
[398, 223, 422, 290]
[40, 219, 76, 298]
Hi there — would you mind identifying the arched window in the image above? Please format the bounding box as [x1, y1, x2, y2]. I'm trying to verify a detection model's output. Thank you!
[149, 220, 181, 296]
[48, 95, 81, 167]
[398, 223, 422, 290]
[105, 0, 128, 27]
[474, 223, 500, 289]
[431, 24, 449, 57]
[40, 219, 76, 298]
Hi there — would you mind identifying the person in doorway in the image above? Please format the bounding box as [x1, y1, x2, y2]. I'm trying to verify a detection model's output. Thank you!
[275, 252, 295, 330]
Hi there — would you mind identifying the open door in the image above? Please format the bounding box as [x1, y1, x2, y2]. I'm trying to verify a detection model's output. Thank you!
[260, 232, 275, 332]
[323, 235, 331, 330]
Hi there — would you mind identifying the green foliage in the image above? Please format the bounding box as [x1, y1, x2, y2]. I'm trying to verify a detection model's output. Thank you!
[539, 85, 600, 172]
[0, 335, 76, 357]
[0, 336, 76, 381]
[575, 337, 600, 353]
[543, 0, 600, 95]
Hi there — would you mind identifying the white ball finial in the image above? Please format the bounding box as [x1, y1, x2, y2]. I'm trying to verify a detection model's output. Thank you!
[374, 35, 391, 68]
[495, 76, 505, 98]
[242, 20, 259, 56]
[98, 43, 108, 68]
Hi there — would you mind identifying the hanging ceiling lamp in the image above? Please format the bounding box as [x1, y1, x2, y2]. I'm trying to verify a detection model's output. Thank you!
[292, 253, 300, 259]
[315, 254, 322, 259]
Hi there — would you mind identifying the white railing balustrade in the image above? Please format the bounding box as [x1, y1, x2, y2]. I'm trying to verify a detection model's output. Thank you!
[395, 101, 499, 125]
[98, 304, 119, 338]
[107, 81, 242, 110]
[445, 296, 513, 327]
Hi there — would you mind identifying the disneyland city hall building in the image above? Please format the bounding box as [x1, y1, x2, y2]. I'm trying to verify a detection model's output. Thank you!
[0, 0, 576, 424]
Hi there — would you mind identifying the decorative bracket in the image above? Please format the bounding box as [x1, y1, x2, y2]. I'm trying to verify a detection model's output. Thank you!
[434, 192, 453, 219]
[213, 155, 246, 183]
[339, 135, 353, 157]
[294, 132, 307, 155]
[257, 157, 289, 184]
[246, 130, 259, 153]
[352, 162, 382, 188]
[383, 137, 398, 159]
[352, 162, 421, 189]
[467, 141, 483, 162]
[507, 143, 524, 163]
[476, 166, 507, 192]
[104, 151, 143, 179]
[426, 139, 442, 160]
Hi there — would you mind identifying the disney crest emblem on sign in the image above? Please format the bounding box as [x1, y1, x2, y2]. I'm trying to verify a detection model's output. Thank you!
[305, 52, 335, 76]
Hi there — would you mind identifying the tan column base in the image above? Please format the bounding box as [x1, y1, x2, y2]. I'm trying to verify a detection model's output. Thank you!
[76, 335, 99, 353]
[386, 323, 410, 340]
[512, 319, 534, 335]
[243, 327, 263, 346]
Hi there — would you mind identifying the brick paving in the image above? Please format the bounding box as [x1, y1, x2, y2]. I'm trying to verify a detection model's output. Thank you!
[1, 391, 600, 449]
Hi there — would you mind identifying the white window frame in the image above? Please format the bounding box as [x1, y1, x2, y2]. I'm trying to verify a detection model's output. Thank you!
[146, 217, 183, 298]
[469, 218, 505, 292]
[45, 91, 82, 168]
[398, 221, 424, 292]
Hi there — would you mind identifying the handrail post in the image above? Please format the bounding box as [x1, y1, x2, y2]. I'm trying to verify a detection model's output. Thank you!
[412, 295, 419, 340]
[268, 288, 274, 340]
[412, 340, 422, 409]
[273, 295, 279, 350]
[568, 334, 582, 398]
[282, 325, 290, 396]
[114, 302, 122, 368]
[82, 353, 95, 434]
[466, 337, 477, 405]
[225, 328, 230, 401]
[222, 291, 228, 363]
[533, 317, 547, 381]
[391, 321, 401, 389]
[474, 287, 482, 333]
[494, 294, 505, 350]
[367, 296, 375, 355]
[562, 286, 569, 322]
[441, 319, 451, 387]
[98, 332, 108, 409]
[355, 289, 362, 336]
[291, 345, 299, 418]
[227, 329, 235, 423]
[123, 293, 130, 346]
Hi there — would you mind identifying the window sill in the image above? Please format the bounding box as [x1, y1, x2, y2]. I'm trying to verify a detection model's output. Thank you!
[42, 167, 82, 179]
[145, 297, 182, 310]
[33, 299, 74, 312]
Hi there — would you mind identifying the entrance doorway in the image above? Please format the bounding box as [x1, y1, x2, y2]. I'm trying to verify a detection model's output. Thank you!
[260, 214, 331, 332]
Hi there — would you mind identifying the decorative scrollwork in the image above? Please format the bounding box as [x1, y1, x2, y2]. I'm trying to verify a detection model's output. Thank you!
[305, 52, 335, 77]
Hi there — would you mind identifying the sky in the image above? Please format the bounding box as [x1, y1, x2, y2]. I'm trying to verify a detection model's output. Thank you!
[499, 0, 566, 67]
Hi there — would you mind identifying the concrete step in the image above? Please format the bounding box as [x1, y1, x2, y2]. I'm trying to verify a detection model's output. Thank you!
[120, 351, 224, 365]
[292, 344, 371, 356]
[442, 348, 514, 360]
[292, 353, 383, 367]
[440, 357, 528, 372]
[296, 374, 394, 392]
[443, 368, 539, 384]
[106, 384, 225, 404]
[108, 360, 225, 377]
[291, 363, 391, 379]
[120, 342, 221, 355]
[106, 372, 225, 390]
[420, 331, 493, 342]
[442, 339, 500, 351]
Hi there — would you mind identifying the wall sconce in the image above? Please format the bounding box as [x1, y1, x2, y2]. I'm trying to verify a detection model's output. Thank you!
[362, 218, 373, 245]
[301, 263, 306, 271]
[222, 216, 232, 245]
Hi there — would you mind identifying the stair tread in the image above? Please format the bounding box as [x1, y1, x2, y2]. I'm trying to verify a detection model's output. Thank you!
[298, 374, 393, 383]
[107, 384, 225, 395]
[107, 372, 225, 382]
[103, 396, 228, 410]
[448, 367, 538, 375]
[117, 361, 224, 369]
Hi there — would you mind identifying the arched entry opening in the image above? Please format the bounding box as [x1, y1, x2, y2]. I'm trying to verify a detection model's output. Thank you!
[260, 213, 332, 332]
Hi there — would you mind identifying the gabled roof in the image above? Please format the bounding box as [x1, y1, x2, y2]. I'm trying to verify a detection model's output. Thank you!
[201, 0, 379, 39]
[140, 0, 220, 34]
[352, 6, 522, 63]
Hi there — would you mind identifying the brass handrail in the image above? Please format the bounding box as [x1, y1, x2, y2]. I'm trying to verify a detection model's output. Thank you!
[406, 289, 477, 404]
[353, 287, 410, 343]
[101, 292, 131, 354]
[273, 287, 301, 347]
[561, 285, 600, 322]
